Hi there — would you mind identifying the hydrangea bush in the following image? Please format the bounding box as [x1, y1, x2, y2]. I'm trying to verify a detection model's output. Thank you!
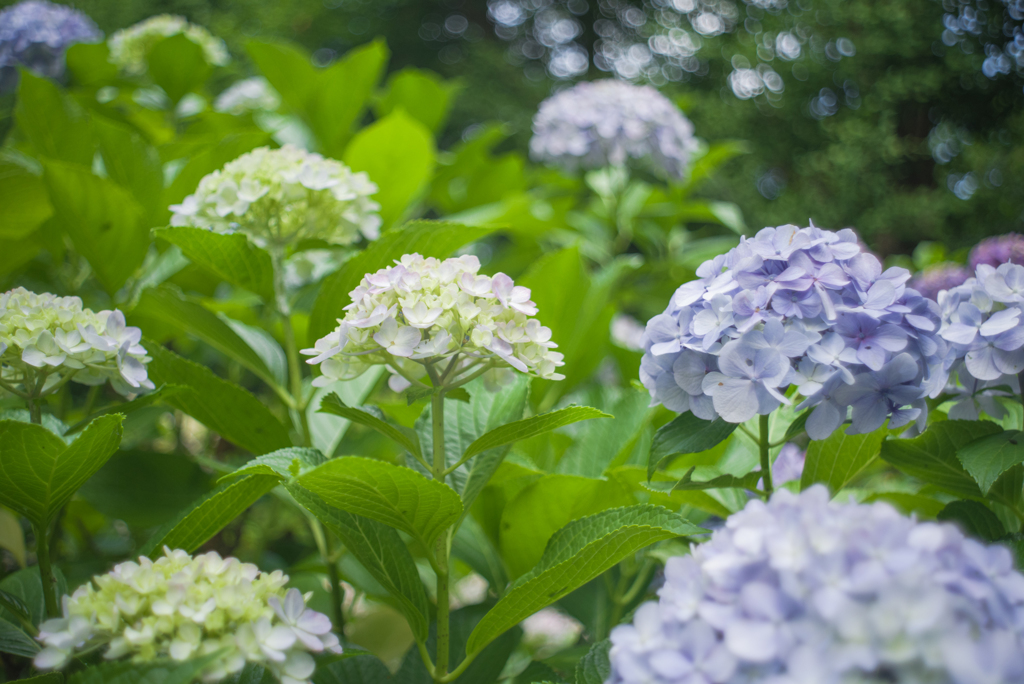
[908, 263, 971, 300]
[35, 548, 340, 684]
[0, 0, 101, 88]
[608, 486, 1024, 684]
[969, 232, 1024, 270]
[108, 14, 229, 75]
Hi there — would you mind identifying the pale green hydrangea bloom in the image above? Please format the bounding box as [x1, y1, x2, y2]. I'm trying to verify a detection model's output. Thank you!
[34, 548, 341, 684]
[0, 287, 152, 398]
[302, 253, 565, 390]
[108, 14, 229, 75]
[214, 77, 280, 115]
[169, 145, 381, 247]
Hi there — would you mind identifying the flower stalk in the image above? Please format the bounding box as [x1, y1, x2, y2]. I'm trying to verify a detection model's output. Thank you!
[759, 414, 773, 500]
[33, 522, 59, 618]
[430, 391, 451, 681]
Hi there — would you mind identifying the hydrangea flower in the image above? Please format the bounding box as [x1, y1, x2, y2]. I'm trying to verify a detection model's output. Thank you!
[529, 79, 698, 179]
[214, 77, 280, 115]
[608, 486, 1024, 684]
[969, 232, 1024, 270]
[108, 15, 229, 76]
[34, 548, 340, 684]
[169, 145, 381, 247]
[639, 224, 949, 440]
[0, 0, 101, 89]
[302, 253, 565, 389]
[938, 262, 1024, 418]
[909, 263, 971, 301]
[0, 288, 153, 398]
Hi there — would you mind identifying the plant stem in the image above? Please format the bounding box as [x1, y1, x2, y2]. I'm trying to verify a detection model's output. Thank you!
[33, 522, 58, 618]
[759, 414, 773, 500]
[270, 246, 312, 446]
[430, 392, 451, 680]
[324, 533, 346, 634]
[1017, 370, 1024, 431]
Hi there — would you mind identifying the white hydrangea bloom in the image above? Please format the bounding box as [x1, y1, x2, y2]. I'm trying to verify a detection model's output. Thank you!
[0, 287, 153, 398]
[303, 253, 565, 389]
[170, 145, 381, 247]
[34, 548, 340, 684]
[214, 77, 280, 115]
[108, 14, 228, 75]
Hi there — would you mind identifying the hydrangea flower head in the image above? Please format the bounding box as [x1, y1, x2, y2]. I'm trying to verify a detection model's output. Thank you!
[34, 548, 340, 684]
[214, 77, 280, 115]
[530, 79, 698, 179]
[909, 263, 971, 300]
[969, 232, 1024, 270]
[303, 253, 565, 388]
[0, 288, 153, 397]
[640, 224, 949, 440]
[938, 262, 1024, 418]
[0, 0, 101, 86]
[108, 14, 229, 75]
[608, 486, 1024, 684]
[169, 145, 381, 247]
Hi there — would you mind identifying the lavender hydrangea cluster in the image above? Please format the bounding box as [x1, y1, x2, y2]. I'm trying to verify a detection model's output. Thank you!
[529, 79, 698, 179]
[0, 0, 101, 89]
[909, 263, 971, 301]
[969, 233, 1024, 270]
[938, 262, 1024, 419]
[608, 486, 1024, 684]
[639, 224, 949, 440]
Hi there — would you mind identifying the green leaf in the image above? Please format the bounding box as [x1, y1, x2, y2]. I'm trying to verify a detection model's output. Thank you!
[937, 500, 1006, 541]
[374, 67, 460, 133]
[65, 41, 117, 85]
[287, 483, 430, 642]
[140, 474, 280, 558]
[43, 160, 149, 293]
[0, 566, 66, 628]
[94, 117, 163, 222]
[147, 34, 212, 104]
[467, 505, 703, 655]
[306, 367, 384, 458]
[343, 109, 436, 228]
[0, 160, 52, 239]
[456, 406, 609, 470]
[668, 467, 762, 493]
[648, 413, 738, 479]
[783, 409, 811, 442]
[318, 393, 421, 458]
[0, 616, 38, 656]
[154, 226, 276, 301]
[880, 420, 1001, 499]
[309, 219, 499, 341]
[145, 342, 292, 455]
[228, 447, 326, 481]
[0, 415, 123, 529]
[800, 425, 889, 493]
[14, 674, 63, 684]
[575, 640, 611, 684]
[557, 389, 649, 478]
[66, 384, 185, 436]
[452, 515, 508, 593]
[67, 653, 222, 684]
[0, 588, 30, 624]
[296, 457, 462, 548]
[957, 429, 1024, 495]
[15, 71, 92, 165]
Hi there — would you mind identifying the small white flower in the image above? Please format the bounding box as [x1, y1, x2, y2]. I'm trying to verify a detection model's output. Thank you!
[269, 588, 333, 651]
[108, 14, 229, 75]
[373, 318, 421, 358]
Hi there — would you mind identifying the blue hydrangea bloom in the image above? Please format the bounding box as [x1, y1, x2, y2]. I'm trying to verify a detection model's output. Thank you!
[939, 262, 1024, 418]
[639, 224, 950, 440]
[0, 0, 101, 89]
[608, 486, 1024, 684]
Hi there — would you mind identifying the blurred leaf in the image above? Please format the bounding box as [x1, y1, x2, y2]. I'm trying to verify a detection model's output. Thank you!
[312, 653, 396, 684]
[14, 674, 63, 683]
[65, 42, 117, 86]
[881, 420, 1001, 499]
[153, 226, 276, 301]
[147, 34, 211, 104]
[575, 640, 611, 684]
[67, 384, 185, 435]
[67, 653, 221, 684]
[663, 467, 762, 493]
[0, 508, 25, 567]
[0, 616, 38, 657]
[684, 140, 749, 190]
[306, 368, 384, 458]
[0, 415, 123, 529]
[375, 67, 460, 133]
[0, 566, 66, 628]
[558, 390, 649, 478]
[319, 393, 422, 458]
[937, 500, 1006, 541]
[800, 425, 890, 494]
[94, 118, 164, 223]
[648, 413, 737, 479]
[452, 515, 508, 593]
[468, 505, 703, 656]
[957, 429, 1024, 495]
[344, 110, 436, 228]
[0, 160, 52, 239]
[15, 71, 92, 165]
[145, 342, 292, 455]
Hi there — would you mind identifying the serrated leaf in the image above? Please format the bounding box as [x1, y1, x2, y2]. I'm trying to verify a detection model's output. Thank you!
[0, 616, 38, 656]
[226, 447, 326, 481]
[296, 457, 462, 548]
[145, 342, 291, 455]
[648, 413, 737, 479]
[663, 467, 763, 493]
[937, 500, 1006, 541]
[154, 226, 276, 301]
[467, 505, 703, 655]
[800, 425, 889, 493]
[66, 384, 185, 436]
[880, 420, 1001, 499]
[575, 639, 611, 684]
[287, 483, 430, 642]
[318, 394, 421, 458]
[67, 653, 221, 684]
[0, 415, 123, 529]
[0, 588, 30, 623]
[957, 429, 1024, 495]
[306, 368, 384, 458]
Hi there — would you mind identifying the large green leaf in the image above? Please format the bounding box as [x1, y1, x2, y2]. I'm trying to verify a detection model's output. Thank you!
[147, 34, 211, 104]
[800, 425, 890, 493]
[308, 220, 499, 341]
[344, 110, 435, 227]
[0, 566, 67, 628]
[467, 505, 703, 655]
[0, 159, 52, 239]
[957, 429, 1024, 495]
[227, 447, 327, 481]
[43, 160, 150, 293]
[287, 483, 430, 642]
[648, 413, 737, 479]
[296, 457, 463, 548]
[880, 420, 1001, 499]
[0, 415, 123, 529]
[937, 500, 1006, 541]
[153, 226, 276, 301]
[0, 616, 38, 657]
[374, 67, 460, 133]
[15, 71, 92, 165]
[94, 117, 163, 222]
[557, 389, 650, 478]
[145, 343, 292, 455]
[318, 393, 421, 458]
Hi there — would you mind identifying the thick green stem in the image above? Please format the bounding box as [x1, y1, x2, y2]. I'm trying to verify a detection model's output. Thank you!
[430, 392, 450, 680]
[33, 522, 58, 618]
[270, 246, 312, 446]
[324, 534, 346, 634]
[759, 414, 773, 500]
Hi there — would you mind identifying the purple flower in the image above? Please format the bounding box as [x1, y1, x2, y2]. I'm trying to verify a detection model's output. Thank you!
[771, 442, 805, 486]
[969, 233, 1024, 270]
[909, 263, 971, 300]
[640, 224, 949, 441]
[0, 1, 101, 89]
[608, 486, 1024, 684]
